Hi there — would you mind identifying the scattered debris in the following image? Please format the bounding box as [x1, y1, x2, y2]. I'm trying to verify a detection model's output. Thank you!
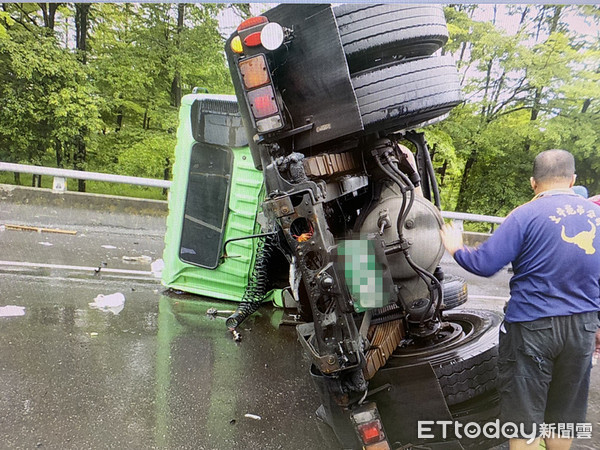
[38, 242, 53, 247]
[206, 307, 236, 317]
[5, 224, 77, 235]
[89, 292, 125, 315]
[229, 419, 236, 425]
[122, 255, 152, 264]
[244, 414, 261, 420]
[232, 329, 242, 342]
[0, 305, 26, 317]
[151, 259, 164, 279]
[94, 262, 108, 276]
[101, 245, 117, 249]
[90, 332, 99, 337]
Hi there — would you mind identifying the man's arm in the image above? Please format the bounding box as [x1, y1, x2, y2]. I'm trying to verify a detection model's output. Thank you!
[440, 213, 524, 277]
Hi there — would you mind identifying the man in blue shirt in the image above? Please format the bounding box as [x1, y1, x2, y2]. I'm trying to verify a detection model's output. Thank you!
[441, 149, 600, 450]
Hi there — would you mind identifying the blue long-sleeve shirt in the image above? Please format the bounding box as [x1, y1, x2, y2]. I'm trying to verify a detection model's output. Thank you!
[454, 191, 600, 322]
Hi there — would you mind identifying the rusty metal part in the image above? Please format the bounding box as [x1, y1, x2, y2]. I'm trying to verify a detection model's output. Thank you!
[363, 320, 404, 380]
[303, 151, 359, 178]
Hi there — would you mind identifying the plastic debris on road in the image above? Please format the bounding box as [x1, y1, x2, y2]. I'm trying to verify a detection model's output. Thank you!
[244, 414, 261, 420]
[38, 242, 53, 246]
[89, 292, 125, 315]
[151, 259, 164, 279]
[101, 245, 117, 249]
[0, 305, 26, 317]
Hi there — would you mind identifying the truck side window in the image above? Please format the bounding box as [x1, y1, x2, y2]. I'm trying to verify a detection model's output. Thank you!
[179, 143, 233, 269]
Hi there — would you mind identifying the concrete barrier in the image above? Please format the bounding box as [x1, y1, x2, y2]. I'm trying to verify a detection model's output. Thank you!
[0, 184, 168, 217]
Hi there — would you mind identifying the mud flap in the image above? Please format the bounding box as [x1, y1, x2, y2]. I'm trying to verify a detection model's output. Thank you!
[369, 362, 463, 448]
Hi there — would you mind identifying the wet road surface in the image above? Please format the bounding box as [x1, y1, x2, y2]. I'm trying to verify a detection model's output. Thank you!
[1, 201, 599, 449]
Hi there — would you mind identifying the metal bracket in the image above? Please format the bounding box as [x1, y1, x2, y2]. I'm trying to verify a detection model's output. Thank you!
[296, 322, 341, 374]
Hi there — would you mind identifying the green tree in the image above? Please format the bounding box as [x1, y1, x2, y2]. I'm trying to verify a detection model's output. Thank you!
[431, 5, 600, 215]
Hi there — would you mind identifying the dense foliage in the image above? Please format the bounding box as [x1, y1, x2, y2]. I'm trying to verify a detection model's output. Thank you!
[0, 3, 241, 194]
[429, 5, 600, 215]
[0, 4, 599, 213]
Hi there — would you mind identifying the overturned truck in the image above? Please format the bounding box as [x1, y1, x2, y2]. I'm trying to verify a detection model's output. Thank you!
[176, 4, 504, 449]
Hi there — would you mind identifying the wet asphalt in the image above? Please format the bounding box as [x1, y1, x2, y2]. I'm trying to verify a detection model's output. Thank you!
[0, 199, 599, 449]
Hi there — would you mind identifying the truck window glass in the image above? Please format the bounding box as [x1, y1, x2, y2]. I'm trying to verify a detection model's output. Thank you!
[179, 143, 233, 269]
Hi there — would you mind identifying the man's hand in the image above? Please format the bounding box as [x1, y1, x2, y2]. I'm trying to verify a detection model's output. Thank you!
[440, 222, 465, 256]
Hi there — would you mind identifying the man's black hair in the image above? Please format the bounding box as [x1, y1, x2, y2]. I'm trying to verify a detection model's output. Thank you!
[532, 149, 575, 183]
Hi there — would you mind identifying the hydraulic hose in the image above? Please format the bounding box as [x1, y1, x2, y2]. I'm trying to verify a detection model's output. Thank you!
[226, 232, 277, 329]
[376, 150, 443, 325]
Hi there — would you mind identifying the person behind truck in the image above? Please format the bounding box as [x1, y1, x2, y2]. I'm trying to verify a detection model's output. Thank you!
[440, 149, 600, 450]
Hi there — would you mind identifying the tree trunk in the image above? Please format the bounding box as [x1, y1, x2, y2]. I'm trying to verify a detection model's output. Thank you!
[74, 4, 90, 192]
[163, 157, 171, 196]
[581, 99, 591, 114]
[56, 141, 63, 168]
[170, 4, 185, 108]
[73, 131, 87, 192]
[456, 153, 477, 212]
[39, 3, 60, 31]
[75, 4, 90, 64]
[116, 109, 123, 132]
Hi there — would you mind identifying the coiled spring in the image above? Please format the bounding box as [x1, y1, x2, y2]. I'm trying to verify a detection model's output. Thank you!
[226, 232, 277, 329]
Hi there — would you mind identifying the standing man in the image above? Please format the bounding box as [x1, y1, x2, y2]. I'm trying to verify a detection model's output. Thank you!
[441, 149, 600, 450]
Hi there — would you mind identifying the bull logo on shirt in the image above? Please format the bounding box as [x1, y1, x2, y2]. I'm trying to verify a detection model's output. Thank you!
[561, 220, 597, 255]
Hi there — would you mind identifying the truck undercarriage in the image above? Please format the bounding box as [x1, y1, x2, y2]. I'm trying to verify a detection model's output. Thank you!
[218, 4, 504, 448]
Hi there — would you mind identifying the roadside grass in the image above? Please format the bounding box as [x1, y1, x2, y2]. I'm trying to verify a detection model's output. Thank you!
[0, 172, 168, 200]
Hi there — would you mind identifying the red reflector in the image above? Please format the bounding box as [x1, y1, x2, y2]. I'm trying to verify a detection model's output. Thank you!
[237, 16, 268, 32]
[358, 421, 384, 445]
[244, 32, 262, 47]
[247, 86, 278, 119]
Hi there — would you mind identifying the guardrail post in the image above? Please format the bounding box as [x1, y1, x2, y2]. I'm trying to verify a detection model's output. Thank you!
[52, 176, 67, 193]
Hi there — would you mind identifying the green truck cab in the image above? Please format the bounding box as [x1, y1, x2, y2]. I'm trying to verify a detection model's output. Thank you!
[162, 94, 281, 305]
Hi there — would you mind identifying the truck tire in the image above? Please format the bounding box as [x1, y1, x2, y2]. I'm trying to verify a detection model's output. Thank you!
[333, 4, 449, 73]
[388, 309, 501, 406]
[442, 274, 468, 310]
[352, 55, 462, 133]
[449, 390, 507, 449]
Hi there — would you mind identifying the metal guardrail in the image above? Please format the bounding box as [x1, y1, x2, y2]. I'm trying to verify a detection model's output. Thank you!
[0, 162, 504, 227]
[0, 162, 171, 192]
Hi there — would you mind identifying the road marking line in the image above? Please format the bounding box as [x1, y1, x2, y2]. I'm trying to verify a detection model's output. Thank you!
[469, 295, 509, 301]
[0, 260, 155, 276]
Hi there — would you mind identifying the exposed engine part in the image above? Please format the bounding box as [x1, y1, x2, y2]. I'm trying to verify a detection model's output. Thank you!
[324, 175, 369, 202]
[226, 232, 277, 329]
[303, 151, 359, 178]
[360, 185, 444, 295]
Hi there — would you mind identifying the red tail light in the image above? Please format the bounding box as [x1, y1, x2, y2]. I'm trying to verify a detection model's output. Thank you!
[248, 86, 278, 119]
[358, 420, 385, 445]
[237, 16, 268, 32]
[243, 32, 262, 47]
